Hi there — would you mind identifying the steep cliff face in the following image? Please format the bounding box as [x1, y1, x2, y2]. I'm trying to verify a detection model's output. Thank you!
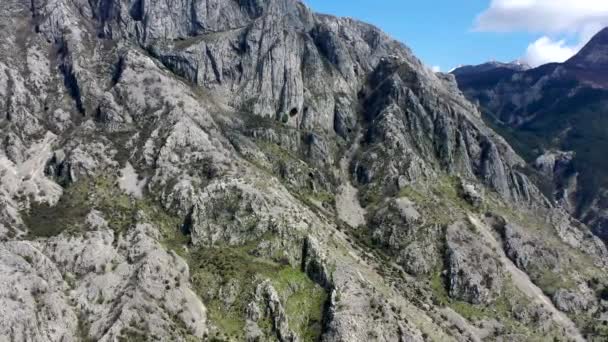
[453, 27, 608, 242]
[2, 0, 608, 341]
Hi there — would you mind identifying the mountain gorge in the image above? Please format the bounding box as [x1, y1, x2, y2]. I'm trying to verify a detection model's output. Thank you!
[1, 0, 608, 341]
[453, 28, 608, 242]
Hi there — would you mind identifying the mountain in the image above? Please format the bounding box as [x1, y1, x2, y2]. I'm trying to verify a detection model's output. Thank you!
[1, 1, 607, 341]
[567, 27, 608, 71]
[452, 61, 530, 77]
[453, 27, 608, 243]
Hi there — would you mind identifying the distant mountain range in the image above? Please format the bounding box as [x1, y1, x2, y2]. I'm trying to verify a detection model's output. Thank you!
[453, 27, 608, 240]
[451, 60, 530, 75]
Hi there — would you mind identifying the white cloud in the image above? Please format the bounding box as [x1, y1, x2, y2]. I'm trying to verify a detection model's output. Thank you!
[431, 65, 441, 72]
[475, 0, 608, 33]
[474, 0, 608, 66]
[523, 36, 578, 66]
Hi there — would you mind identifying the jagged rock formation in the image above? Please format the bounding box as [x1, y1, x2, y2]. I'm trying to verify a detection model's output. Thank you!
[0, 221, 207, 341]
[1, 0, 608, 341]
[452, 27, 608, 242]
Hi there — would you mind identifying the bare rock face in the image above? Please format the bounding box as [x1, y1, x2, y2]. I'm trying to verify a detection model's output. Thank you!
[446, 222, 504, 305]
[0, 222, 207, 341]
[0, 241, 78, 341]
[1, 0, 608, 340]
[566, 27, 608, 70]
[553, 288, 596, 314]
[370, 198, 439, 276]
[534, 151, 578, 212]
[459, 181, 483, 208]
[501, 222, 561, 272]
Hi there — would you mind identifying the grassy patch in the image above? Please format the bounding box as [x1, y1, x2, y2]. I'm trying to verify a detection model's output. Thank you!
[188, 245, 327, 341]
[395, 178, 462, 226]
[272, 267, 326, 341]
[24, 181, 92, 237]
[117, 327, 148, 342]
[534, 269, 576, 297]
[397, 185, 427, 204]
[23, 176, 188, 247]
[22, 175, 328, 340]
[307, 190, 335, 205]
[429, 270, 566, 339]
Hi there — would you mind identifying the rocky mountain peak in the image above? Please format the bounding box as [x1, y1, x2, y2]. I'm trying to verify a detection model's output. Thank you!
[1, 0, 608, 341]
[567, 26, 608, 69]
[451, 60, 529, 76]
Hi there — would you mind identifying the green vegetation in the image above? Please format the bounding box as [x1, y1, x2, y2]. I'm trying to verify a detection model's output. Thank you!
[23, 175, 327, 340]
[22, 177, 187, 248]
[24, 181, 92, 237]
[580, 318, 608, 341]
[430, 271, 565, 340]
[187, 245, 327, 341]
[254, 140, 336, 208]
[395, 176, 470, 226]
[281, 113, 290, 124]
[273, 267, 327, 340]
[397, 185, 427, 204]
[117, 327, 148, 342]
[534, 269, 576, 297]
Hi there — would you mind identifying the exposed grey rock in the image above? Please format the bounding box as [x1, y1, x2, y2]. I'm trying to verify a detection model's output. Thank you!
[502, 222, 561, 272]
[460, 181, 483, 208]
[534, 151, 578, 212]
[0, 0, 607, 340]
[553, 288, 595, 314]
[85, 210, 108, 230]
[446, 221, 504, 304]
[254, 280, 299, 342]
[0, 241, 78, 342]
[302, 236, 332, 290]
[370, 198, 439, 276]
[0, 224, 207, 341]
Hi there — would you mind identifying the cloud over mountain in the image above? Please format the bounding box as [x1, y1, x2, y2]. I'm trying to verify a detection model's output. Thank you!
[474, 0, 608, 66]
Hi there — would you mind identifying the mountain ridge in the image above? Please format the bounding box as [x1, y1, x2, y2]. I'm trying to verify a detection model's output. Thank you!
[1, 1, 607, 341]
[567, 27, 608, 70]
[452, 26, 608, 243]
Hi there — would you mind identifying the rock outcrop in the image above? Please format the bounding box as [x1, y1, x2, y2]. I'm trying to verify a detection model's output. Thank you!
[0, 221, 207, 342]
[446, 221, 504, 305]
[0, 0, 607, 341]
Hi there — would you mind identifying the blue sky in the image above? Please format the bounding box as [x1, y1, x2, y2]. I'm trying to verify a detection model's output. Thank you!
[304, 0, 608, 71]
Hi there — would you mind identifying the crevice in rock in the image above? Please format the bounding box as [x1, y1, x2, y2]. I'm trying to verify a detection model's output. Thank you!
[44, 151, 73, 187]
[4, 69, 13, 122]
[300, 237, 334, 339]
[30, 0, 40, 33]
[93, 105, 105, 123]
[111, 55, 125, 87]
[129, 0, 145, 21]
[239, 0, 265, 19]
[57, 40, 85, 115]
[301, 237, 332, 291]
[180, 207, 194, 236]
[156, 54, 198, 84]
[205, 47, 221, 84]
[189, 0, 203, 35]
[90, 0, 117, 38]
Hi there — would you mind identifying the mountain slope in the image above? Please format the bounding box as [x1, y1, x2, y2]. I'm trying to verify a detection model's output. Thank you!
[1, 0, 608, 341]
[567, 28, 608, 71]
[453, 27, 608, 242]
